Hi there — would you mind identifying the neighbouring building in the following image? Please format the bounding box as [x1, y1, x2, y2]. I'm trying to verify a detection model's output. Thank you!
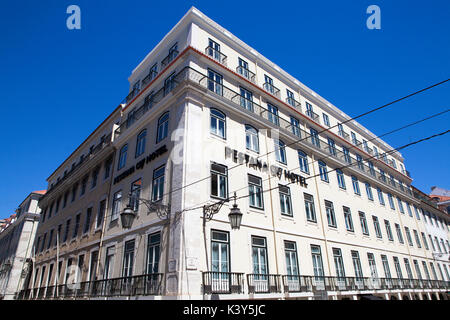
[19, 7, 449, 300]
[430, 186, 450, 215]
[0, 191, 44, 299]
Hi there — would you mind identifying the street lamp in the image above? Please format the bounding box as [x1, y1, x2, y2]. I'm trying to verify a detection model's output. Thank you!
[120, 205, 136, 229]
[120, 194, 171, 229]
[203, 192, 242, 230]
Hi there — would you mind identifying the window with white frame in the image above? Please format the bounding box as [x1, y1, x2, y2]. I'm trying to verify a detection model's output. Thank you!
[210, 109, 226, 139]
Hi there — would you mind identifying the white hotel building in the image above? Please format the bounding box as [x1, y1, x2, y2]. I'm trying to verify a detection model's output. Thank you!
[20, 7, 449, 300]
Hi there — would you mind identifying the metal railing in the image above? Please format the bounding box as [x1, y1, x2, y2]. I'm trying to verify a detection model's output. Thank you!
[247, 274, 282, 294]
[205, 46, 227, 65]
[142, 70, 159, 87]
[236, 66, 256, 83]
[263, 82, 280, 98]
[306, 109, 320, 122]
[202, 272, 245, 294]
[161, 50, 179, 68]
[286, 97, 301, 110]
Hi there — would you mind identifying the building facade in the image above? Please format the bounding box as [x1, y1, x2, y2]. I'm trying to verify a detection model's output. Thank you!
[19, 7, 449, 300]
[0, 191, 44, 299]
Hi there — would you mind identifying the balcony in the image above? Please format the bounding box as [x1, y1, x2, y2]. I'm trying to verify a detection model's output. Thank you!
[142, 70, 159, 87]
[161, 50, 179, 68]
[247, 274, 282, 294]
[236, 66, 255, 83]
[286, 97, 301, 110]
[305, 109, 320, 123]
[263, 82, 280, 98]
[338, 130, 350, 142]
[202, 272, 245, 294]
[205, 46, 227, 66]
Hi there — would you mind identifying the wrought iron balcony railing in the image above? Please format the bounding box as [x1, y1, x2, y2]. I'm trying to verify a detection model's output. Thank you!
[247, 274, 282, 294]
[236, 66, 256, 83]
[202, 272, 245, 294]
[161, 50, 179, 68]
[305, 109, 320, 123]
[286, 97, 301, 110]
[205, 46, 227, 66]
[263, 82, 280, 98]
[142, 70, 159, 87]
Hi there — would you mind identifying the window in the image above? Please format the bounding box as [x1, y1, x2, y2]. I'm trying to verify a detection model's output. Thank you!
[63, 191, 69, 208]
[406, 203, 413, 217]
[367, 253, 378, 278]
[325, 200, 336, 227]
[367, 161, 375, 176]
[393, 257, 403, 279]
[311, 245, 324, 278]
[286, 117, 301, 140]
[130, 179, 142, 211]
[421, 232, 429, 250]
[372, 216, 382, 238]
[413, 260, 422, 279]
[207, 69, 223, 95]
[413, 205, 421, 220]
[267, 103, 279, 126]
[91, 167, 99, 189]
[404, 259, 413, 279]
[264, 74, 275, 94]
[146, 232, 161, 274]
[238, 58, 250, 78]
[413, 230, 421, 248]
[152, 165, 165, 202]
[327, 138, 336, 156]
[429, 263, 438, 280]
[322, 113, 330, 127]
[83, 207, 92, 234]
[333, 248, 345, 279]
[104, 246, 115, 280]
[164, 72, 176, 95]
[40, 233, 47, 252]
[342, 146, 351, 163]
[286, 89, 295, 106]
[356, 154, 364, 170]
[429, 235, 436, 251]
[351, 176, 360, 195]
[343, 207, 354, 232]
[395, 224, 404, 244]
[351, 132, 357, 145]
[284, 241, 299, 278]
[397, 197, 404, 213]
[298, 150, 309, 174]
[135, 130, 147, 157]
[248, 174, 263, 209]
[274, 139, 286, 164]
[104, 157, 113, 180]
[318, 161, 328, 182]
[47, 229, 54, 249]
[245, 125, 259, 152]
[387, 193, 395, 210]
[111, 190, 122, 221]
[365, 183, 373, 200]
[73, 213, 81, 238]
[210, 109, 226, 139]
[252, 236, 268, 276]
[304, 193, 316, 222]
[239, 87, 253, 111]
[305, 102, 314, 118]
[381, 255, 392, 278]
[405, 227, 413, 247]
[211, 163, 228, 199]
[80, 175, 88, 196]
[336, 169, 346, 189]
[351, 251, 364, 278]
[96, 199, 106, 229]
[377, 188, 385, 205]
[279, 185, 292, 216]
[359, 212, 369, 235]
[379, 169, 386, 182]
[118, 144, 128, 170]
[384, 220, 393, 241]
[211, 230, 229, 276]
[63, 219, 71, 242]
[55, 197, 60, 215]
[77, 255, 84, 283]
[309, 128, 320, 147]
[156, 112, 169, 143]
[207, 39, 221, 60]
[122, 240, 135, 278]
[88, 251, 98, 281]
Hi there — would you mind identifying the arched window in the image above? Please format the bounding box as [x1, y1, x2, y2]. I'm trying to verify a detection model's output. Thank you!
[156, 112, 169, 143]
[118, 144, 128, 170]
[318, 160, 328, 182]
[245, 125, 259, 152]
[298, 150, 309, 173]
[275, 139, 286, 164]
[135, 129, 147, 158]
[210, 109, 226, 139]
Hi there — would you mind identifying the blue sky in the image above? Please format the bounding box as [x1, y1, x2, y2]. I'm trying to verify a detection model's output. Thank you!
[0, 0, 449, 219]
